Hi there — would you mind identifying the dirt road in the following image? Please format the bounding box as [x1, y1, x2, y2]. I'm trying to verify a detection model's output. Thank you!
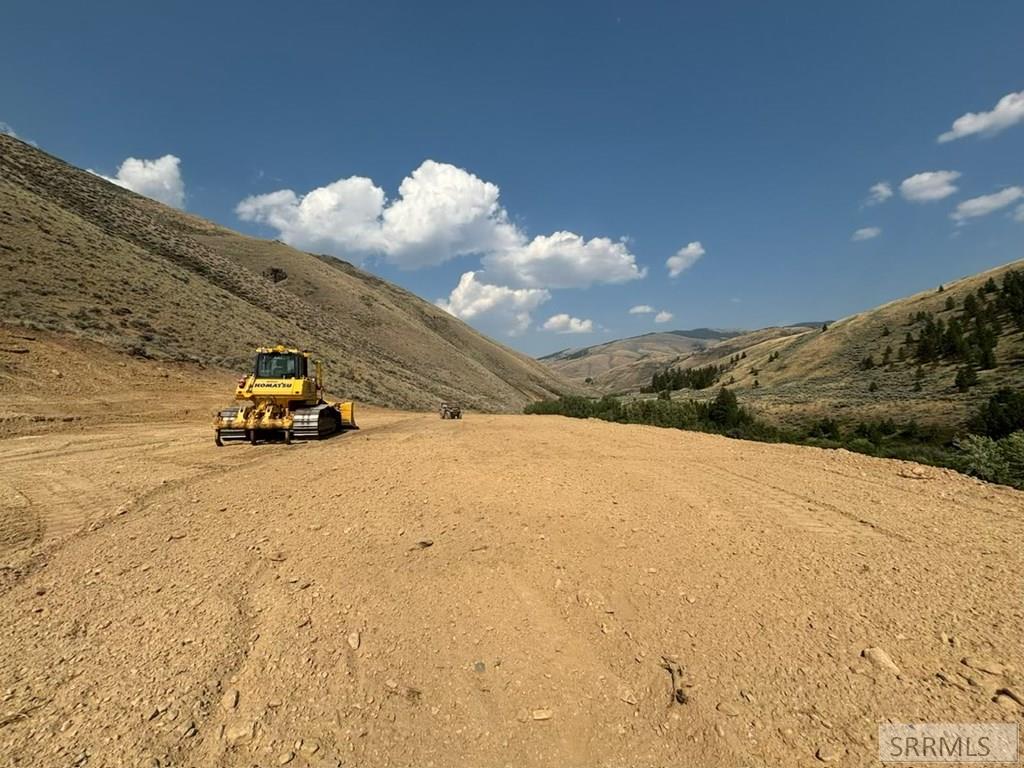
[1, 412, 1021, 767]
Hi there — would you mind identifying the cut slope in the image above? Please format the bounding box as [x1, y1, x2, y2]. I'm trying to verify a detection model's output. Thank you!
[0, 135, 572, 411]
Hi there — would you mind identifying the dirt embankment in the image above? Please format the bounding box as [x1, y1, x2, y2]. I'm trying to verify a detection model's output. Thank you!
[1, 404, 1021, 767]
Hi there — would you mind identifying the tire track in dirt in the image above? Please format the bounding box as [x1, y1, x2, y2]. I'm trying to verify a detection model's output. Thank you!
[1, 413, 1021, 768]
[690, 457, 904, 541]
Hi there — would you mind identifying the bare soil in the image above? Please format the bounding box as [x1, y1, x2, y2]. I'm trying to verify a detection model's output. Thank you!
[2, 400, 1021, 767]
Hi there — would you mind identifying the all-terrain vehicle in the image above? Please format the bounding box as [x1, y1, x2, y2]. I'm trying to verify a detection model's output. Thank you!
[439, 402, 462, 420]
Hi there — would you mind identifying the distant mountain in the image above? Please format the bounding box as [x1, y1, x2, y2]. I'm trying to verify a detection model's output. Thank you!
[0, 134, 574, 412]
[539, 329, 745, 388]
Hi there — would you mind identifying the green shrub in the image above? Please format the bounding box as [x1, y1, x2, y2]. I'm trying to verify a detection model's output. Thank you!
[808, 418, 841, 440]
[523, 387, 764, 439]
[957, 435, 1010, 484]
[997, 432, 1024, 488]
[846, 437, 877, 456]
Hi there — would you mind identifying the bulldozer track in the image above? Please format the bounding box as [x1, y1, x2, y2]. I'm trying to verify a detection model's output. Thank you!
[689, 459, 908, 541]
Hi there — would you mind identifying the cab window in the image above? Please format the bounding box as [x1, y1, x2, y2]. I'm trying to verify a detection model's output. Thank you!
[255, 353, 304, 379]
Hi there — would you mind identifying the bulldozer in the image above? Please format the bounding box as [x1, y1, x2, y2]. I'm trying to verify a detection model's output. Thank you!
[214, 345, 356, 445]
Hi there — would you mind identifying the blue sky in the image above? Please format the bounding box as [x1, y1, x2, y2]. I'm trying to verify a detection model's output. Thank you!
[3, 1, 1023, 356]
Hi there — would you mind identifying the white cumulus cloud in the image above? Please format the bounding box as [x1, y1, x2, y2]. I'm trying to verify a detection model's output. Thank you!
[236, 178, 388, 254]
[237, 160, 642, 288]
[92, 155, 186, 209]
[654, 310, 674, 324]
[482, 231, 645, 289]
[950, 186, 1024, 223]
[543, 313, 594, 334]
[381, 161, 522, 267]
[899, 171, 961, 203]
[852, 226, 882, 241]
[666, 241, 705, 277]
[865, 182, 893, 206]
[629, 305, 655, 314]
[1015, 204, 1024, 223]
[238, 161, 518, 267]
[435, 271, 550, 336]
[938, 90, 1024, 143]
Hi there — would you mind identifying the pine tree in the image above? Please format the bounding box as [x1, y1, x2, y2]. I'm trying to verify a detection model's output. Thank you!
[708, 387, 742, 427]
[955, 366, 978, 393]
[963, 292, 979, 318]
[978, 343, 997, 370]
[913, 365, 925, 392]
[970, 388, 1024, 438]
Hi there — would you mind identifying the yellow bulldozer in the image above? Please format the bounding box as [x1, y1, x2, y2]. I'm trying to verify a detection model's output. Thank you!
[214, 345, 356, 445]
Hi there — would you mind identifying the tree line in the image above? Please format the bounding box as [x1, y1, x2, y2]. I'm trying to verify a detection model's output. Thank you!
[642, 364, 725, 393]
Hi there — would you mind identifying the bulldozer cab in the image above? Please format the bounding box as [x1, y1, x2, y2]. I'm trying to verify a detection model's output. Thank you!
[255, 350, 307, 380]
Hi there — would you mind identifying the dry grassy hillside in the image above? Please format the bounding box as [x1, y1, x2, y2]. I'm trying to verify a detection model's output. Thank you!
[561, 327, 812, 393]
[660, 264, 1024, 426]
[0, 135, 573, 412]
[541, 329, 741, 390]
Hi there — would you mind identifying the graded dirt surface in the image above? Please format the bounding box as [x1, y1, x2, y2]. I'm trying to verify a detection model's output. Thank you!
[2, 410, 1022, 767]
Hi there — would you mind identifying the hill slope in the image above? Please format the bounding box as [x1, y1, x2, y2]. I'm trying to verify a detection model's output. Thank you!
[561, 265, 1024, 427]
[540, 329, 743, 389]
[0, 134, 572, 412]
[711, 263, 1024, 425]
[546, 327, 815, 392]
